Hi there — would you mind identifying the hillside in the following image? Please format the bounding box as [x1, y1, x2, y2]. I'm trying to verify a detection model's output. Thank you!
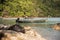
[0, 0, 60, 17]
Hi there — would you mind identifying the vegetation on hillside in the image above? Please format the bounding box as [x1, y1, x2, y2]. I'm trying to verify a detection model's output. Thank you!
[0, 0, 60, 17]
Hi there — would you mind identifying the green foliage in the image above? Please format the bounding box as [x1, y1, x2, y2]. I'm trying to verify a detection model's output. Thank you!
[37, 0, 60, 17]
[2, 0, 38, 17]
[0, 12, 2, 16]
[0, 4, 2, 16]
[1, 0, 60, 17]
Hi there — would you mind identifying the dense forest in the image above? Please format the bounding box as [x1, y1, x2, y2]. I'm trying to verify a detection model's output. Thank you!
[0, 0, 60, 17]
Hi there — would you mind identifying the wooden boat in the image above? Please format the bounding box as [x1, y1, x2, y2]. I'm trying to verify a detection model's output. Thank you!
[18, 19, 46, 23]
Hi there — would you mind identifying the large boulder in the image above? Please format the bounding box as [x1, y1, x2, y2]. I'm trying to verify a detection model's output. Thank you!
[53, 23, 60, 30]
[0, 26, 46, 40]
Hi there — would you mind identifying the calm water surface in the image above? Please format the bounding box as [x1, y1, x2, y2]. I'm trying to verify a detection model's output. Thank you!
[20, 23, 60, 40]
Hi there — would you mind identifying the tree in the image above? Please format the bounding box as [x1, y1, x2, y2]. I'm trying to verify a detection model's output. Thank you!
[2, 0, 39, 17]
[1, 0, 60, 17]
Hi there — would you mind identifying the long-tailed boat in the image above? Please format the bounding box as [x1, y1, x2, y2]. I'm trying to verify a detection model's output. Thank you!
[18, 18, 47, 23]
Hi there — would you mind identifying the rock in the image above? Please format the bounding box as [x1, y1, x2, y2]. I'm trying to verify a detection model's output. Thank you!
[0, 24, 9, 30]
[7, 24, 25, 33]
[53, 23, 60, 30]
[0, 26, 46, 40]
[0, 24, 25, 33]
[24, 26, 31, 31]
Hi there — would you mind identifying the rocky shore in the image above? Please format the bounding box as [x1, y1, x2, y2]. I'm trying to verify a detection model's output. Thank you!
[0, 24, 46, 40]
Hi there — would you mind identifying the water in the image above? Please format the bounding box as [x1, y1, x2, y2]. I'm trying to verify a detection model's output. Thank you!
[0, 18, 60, 40]
[33, 25, 60, 40]
[20, 23, 60, 40]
